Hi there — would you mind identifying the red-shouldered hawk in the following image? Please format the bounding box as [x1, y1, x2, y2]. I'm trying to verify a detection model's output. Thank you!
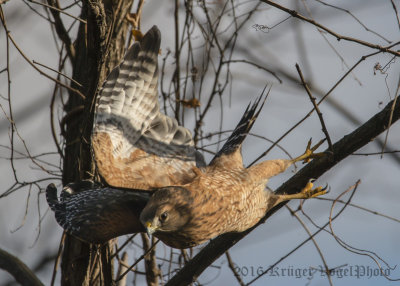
[47, 26, 326, 248]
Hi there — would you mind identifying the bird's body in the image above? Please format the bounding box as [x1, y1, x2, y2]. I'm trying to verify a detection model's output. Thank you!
[47, 25, 326, 248]
[172, 169, 269, 248]
[140, 151, 294, 248]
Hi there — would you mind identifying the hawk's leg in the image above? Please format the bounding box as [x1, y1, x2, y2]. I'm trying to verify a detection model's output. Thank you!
[291, 138, 326, 164]
[277, 179, 328, 203]
[271, 139, 328, 205]
[247, 139, 328, 185]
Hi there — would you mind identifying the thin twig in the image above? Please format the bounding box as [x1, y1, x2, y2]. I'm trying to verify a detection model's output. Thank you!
[45, 0, 76, 61]
[328, 182, 400, 281]
[296, 63, 333, 151]
[174, 0, 181, 122]
[224, 59, 282, 83]
[50, 76, 65, 159]
[301, 0, 362, 86]
[50, 232, 66, 286]
[116, 252, 129, 286]
[225, 252, 245, 286]
[33, 60, 82, 87]
[381, 77, 400, 158]
[111, 234, 137, 259]
[115, 240, 160, 282]
[390, 0, 400, 31]
[315, 197, 400, 223]
[259, 0, 400, 57]
[314, 0, 392, 42]
[0, 7, 17, 183]
[0, 20, 85, 99]
[286, 205, 333, 286]
[249, 49, 383, 166]
[353, 150, 400, 156]
[141, 234, 160, 286]
[28, 0, 86, 23]
[245, 181, 360, 285]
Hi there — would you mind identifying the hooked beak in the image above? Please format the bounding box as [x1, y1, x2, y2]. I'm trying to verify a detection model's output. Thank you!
[145, 221, 157, 236]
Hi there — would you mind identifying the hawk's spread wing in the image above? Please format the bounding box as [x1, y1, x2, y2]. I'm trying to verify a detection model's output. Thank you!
[92, 26, 204, 190]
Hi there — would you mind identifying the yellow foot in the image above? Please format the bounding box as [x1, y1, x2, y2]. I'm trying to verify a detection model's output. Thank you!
[292, 138, 326, 164]
[278, 179, 328, 202]
[299, 179, 328, 198]
[132, 29, 144, 42]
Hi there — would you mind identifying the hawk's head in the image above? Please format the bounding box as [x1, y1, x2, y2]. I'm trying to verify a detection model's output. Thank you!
[140, 186, 194, 235]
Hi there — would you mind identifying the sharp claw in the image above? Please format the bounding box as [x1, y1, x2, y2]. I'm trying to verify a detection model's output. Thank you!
[306, 138, 312, 150]
[295, 138, 327, 164]
[311, 138, 326, 151]
[301, 179, 329, 198]
[310, 184, 329, 198]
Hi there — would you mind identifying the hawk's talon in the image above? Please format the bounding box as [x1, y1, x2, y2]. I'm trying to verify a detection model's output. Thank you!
[292, 138, 326, 164]
[277, 179, 328, 202]
[299, 179, 328, 198]
[303, 184, 328, 199]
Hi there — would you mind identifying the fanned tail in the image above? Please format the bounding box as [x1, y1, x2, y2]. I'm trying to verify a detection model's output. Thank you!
[210, 86, 270, 164]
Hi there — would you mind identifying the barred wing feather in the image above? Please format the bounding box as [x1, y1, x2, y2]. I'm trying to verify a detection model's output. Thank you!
[92, 26, 204, 190]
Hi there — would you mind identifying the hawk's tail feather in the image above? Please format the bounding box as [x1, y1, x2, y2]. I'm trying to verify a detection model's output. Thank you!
[211, 86, 270, 162]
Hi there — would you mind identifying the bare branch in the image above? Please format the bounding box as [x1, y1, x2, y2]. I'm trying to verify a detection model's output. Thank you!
[259, 0, 400, 57]
[0, 247, 44, 286]
[389, 0, 400, 31]
[116, 252, 129, 286]
[225, 252, 245, 286]
[286, 205, 333, 286]
[141, 234, 160, 286]
[314, 0, 392, 43]
[296, 63, 333, 151]
[115, 240, 160, 283]
[329, 183, 400, 281]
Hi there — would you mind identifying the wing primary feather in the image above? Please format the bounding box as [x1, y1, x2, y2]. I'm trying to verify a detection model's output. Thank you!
[92, 26, 203, 189]
[94, 26, 161, 138]
[210, 86, 270, 163]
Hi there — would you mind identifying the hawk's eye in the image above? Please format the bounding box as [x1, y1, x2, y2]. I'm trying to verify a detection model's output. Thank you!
[159, 212, 168, 222]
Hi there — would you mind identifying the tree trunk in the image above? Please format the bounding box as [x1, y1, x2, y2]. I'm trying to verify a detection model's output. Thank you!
[61, 1, 133, 285]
